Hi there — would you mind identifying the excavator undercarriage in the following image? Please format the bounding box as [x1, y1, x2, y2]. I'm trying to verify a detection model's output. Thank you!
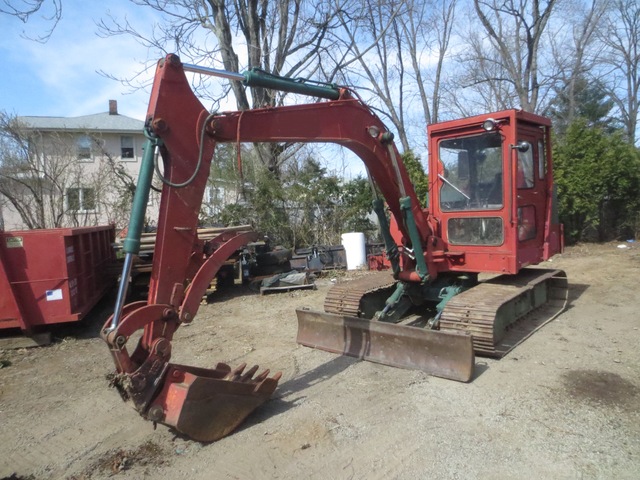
[439, 268, 568, 356]
[297, 268, 568, 380]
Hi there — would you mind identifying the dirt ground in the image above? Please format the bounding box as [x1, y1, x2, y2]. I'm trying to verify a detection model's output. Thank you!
[1, 242, 639, 480]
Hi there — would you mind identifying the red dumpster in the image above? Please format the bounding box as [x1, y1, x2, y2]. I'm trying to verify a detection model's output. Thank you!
[0, 225, 117, 334]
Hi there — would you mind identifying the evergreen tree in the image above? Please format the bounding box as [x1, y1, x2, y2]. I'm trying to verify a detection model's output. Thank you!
[401, 151, 429, 207]
[341, 176, 376, 238]
[553, 118, 640, 242]
[549, 78, 618, 136]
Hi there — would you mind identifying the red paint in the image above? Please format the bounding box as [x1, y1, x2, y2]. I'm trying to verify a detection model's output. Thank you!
[106, 54, 564, 376]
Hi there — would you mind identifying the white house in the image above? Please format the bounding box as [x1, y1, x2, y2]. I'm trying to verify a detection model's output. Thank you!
[1, 101, 154, 230]
[1, 100, 250, 232]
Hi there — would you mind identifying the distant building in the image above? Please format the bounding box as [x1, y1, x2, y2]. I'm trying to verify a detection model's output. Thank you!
[1, 101, 155, 230]
[1, 100, 248, 232]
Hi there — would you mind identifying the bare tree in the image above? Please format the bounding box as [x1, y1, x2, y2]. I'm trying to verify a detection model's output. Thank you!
[331, 1, 411, 150]
[98, 0, 349, 172]
[403, 0, 457, 124]
[454, 30, 520, 114]
[548, 0, 610, 121]
[331, 0, 457, 152]
[597, 0, 640, 144]
[462, 0, 559, 113]
[0, 0, 62, 41]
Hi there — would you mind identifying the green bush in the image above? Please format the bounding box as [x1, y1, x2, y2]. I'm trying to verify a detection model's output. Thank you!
[553, 119, 640, 243]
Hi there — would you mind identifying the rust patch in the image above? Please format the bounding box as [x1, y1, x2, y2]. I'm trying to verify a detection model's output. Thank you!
[562, 369, 639, 410]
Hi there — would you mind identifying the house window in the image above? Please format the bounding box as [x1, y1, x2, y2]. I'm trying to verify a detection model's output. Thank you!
[77, 135, 92, 160]
[67, 187, 96, 212]
[121, 136, 134, 159]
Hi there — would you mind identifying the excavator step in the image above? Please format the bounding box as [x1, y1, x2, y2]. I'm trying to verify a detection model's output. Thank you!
[296, 308, 475, 382]
[439, 268, 568, 357]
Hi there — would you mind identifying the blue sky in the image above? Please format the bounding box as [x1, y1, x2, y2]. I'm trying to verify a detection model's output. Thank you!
[0, 2, 370, 177]
[0, 1, 158, 120]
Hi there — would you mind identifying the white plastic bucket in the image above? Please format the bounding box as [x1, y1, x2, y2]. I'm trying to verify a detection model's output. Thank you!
[341, 232, 367, 270]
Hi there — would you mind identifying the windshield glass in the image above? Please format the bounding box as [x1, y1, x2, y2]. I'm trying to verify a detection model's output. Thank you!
[439, 133, 503, 211]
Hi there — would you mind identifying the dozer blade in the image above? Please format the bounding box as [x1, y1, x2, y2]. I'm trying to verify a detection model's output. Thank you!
[147, 362, 281, 442]
[296, 308, 474, 382]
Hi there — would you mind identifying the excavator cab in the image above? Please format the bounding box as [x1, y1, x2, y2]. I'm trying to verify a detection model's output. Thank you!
[428, 110, 563, 276]
[301, 110, 567, 368]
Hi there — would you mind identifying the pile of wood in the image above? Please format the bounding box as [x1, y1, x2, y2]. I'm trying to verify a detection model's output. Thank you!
[115, 225, 256, 298]
[134, 225, 255, 255]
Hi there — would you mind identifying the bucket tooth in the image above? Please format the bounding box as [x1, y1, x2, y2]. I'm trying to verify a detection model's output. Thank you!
[149, 362, 281, 442]
[296, 308, 474, 382]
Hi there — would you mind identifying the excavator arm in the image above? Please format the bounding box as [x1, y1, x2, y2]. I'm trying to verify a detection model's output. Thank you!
[101, 55, 283, 442]
[207, 98, 429, 246]
[101, 54, 471, 442]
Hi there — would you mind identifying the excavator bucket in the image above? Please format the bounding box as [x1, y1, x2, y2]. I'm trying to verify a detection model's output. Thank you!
[146, 362, 281, 442]
[296, 308, 475, 382]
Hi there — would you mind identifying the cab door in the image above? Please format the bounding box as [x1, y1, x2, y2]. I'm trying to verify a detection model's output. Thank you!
[514, 126, 548, 267]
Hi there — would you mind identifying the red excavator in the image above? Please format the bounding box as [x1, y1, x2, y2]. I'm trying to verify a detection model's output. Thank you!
[102, 54, 567, 442]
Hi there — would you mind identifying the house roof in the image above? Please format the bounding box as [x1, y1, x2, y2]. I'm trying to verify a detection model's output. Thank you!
[18, 112, 145, 134]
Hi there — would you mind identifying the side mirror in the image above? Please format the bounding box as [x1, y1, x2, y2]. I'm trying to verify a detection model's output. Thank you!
[514, 141, 530, 153]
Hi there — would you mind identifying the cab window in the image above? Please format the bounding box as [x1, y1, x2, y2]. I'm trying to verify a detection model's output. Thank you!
[439, 133, 503, 211]
[517, 142, 534, 188]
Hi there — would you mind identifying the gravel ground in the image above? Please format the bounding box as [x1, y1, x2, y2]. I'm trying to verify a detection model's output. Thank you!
[0, 242, 639, 479]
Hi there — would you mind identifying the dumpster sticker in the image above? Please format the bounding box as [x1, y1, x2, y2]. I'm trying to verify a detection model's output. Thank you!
[5, 237, 23, 248]
[46, 289, 63, 301]
[66, 246, 75, 264]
